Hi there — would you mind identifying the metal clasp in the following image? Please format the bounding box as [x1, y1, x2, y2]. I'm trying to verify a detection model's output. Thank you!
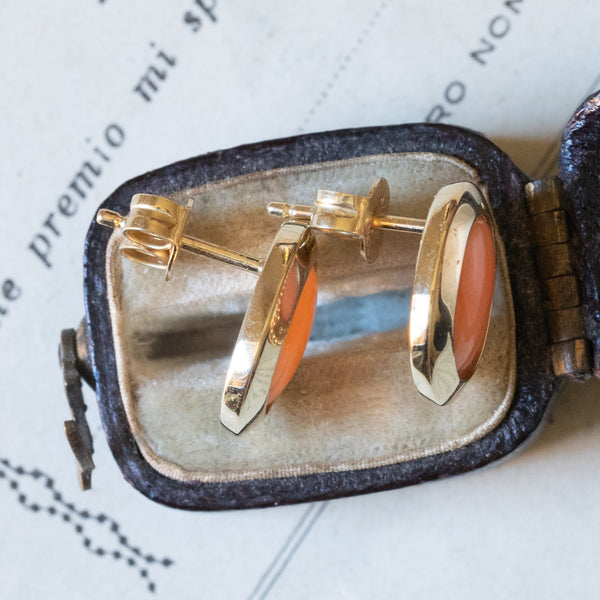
[59, 321, 95, 490]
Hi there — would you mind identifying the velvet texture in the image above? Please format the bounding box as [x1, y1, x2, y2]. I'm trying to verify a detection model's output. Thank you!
[106, 155, 515, 481]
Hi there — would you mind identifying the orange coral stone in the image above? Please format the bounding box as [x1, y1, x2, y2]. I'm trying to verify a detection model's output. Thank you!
[453, 216, 496, 381]
[268, 266, 318, 404]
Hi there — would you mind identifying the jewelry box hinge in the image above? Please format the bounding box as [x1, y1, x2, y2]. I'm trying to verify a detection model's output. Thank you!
[59, 319, 95, 490]
[525, 178, 592, 380]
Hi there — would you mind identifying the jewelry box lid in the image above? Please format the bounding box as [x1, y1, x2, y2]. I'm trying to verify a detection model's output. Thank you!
[557, 91, 600, 378]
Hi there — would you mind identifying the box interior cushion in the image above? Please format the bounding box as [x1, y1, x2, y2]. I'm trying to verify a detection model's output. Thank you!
[105, 152, 516, 483]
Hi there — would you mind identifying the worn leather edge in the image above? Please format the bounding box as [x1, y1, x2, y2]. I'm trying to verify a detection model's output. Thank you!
[84, 123, 560, 510]
[558, 90, 600, 378]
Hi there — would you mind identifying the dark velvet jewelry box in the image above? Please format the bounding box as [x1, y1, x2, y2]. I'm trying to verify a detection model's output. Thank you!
[61, 91, 600, 510]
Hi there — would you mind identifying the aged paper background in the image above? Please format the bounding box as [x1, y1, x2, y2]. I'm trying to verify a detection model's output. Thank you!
[1, 1, 599, 598]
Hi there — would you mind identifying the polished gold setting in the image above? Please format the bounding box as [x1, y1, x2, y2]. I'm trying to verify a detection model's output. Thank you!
[221, 223, 316, 433]
[269, 179, 497, 407]
[409, 182, 495, 405]
[97, 195, 316, 435]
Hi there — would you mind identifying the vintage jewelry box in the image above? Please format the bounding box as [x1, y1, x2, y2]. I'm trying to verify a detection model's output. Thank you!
[60, 91, 600, 510]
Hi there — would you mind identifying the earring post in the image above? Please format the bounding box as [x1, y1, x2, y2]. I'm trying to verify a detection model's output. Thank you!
[267, 203, 313, 222]
[371, 215, 425, 234]
[180, 236, 263, 274]
[96, 209, 125, 229]
[267, 202, 426, 234]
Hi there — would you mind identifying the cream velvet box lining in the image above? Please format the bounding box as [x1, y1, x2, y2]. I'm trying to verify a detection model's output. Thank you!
[104, 152, 516, 483]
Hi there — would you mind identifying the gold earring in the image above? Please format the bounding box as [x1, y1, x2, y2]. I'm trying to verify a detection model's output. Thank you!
[268, 178, 496, 406]
[97, 194, 318, 434]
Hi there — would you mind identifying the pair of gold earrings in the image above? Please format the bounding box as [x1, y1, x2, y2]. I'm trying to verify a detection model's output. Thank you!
[97, 178, 496, 435]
